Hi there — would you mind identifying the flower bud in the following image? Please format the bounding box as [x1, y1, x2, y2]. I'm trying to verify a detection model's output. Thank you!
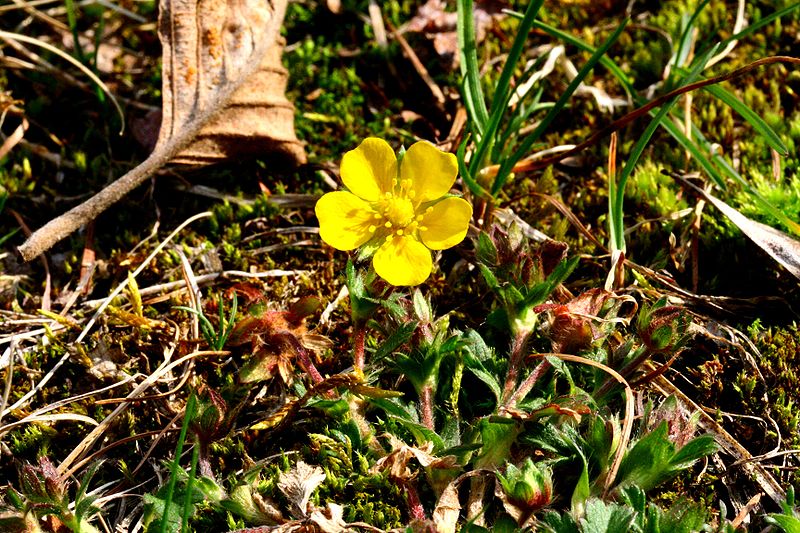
[637, 300, 691, 353]
[496, 458, 553, 513]
[192, 388, 228, 443]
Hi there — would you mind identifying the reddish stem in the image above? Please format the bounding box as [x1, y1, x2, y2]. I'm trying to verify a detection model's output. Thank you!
[198, 443, 214, 479]
[353, 323, 366, 372]
[420, 384, 435, 431]
[500, 333, 530, 407]
[403, 480, 427, 522]
[506, 358, 551, 409]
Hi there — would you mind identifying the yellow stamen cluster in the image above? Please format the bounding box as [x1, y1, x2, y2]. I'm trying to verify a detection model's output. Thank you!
[367, 183, 431, 240]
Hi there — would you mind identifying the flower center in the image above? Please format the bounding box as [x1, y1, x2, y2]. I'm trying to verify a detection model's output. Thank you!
[366, 183, 430, 240]
[383, 196, 415, 227]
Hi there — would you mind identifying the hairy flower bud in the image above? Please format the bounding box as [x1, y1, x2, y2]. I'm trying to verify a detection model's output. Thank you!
[496, 458, 553, 526]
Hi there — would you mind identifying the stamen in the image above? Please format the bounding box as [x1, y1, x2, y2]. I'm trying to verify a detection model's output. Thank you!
[397, 229, 404, 236]
[368, 225, 376, 233]
[384, 221, 392, 228]
[415, 215, 424, 222]
[419, 226, 428, 232]
[407, 190, 416, 199]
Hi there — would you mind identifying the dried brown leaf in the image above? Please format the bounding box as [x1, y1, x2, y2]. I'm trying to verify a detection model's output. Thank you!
[278, 461, 327, 518]
[157, 0, 304, 165]
[432, 480, 461, 533]
[309, 503, 347, 533]
[19, 0, 303, 261]
[406, 0, 507, 67]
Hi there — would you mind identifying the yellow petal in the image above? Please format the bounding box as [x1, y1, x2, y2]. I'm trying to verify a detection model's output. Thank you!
[420, 197, 472, 250]
[400, 141, 458, 203]
[315, 191, 377, 250]
[340, 137, 397, 201]
[373, 236, 432, 286]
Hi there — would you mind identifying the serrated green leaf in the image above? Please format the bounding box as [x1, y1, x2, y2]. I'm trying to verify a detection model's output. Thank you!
[670, 434, 717, 470]
[388, 415, 445, 451]
[476, 232, 498, 265]
[373, 321, 418, 364]
[580, 499, 636, 533]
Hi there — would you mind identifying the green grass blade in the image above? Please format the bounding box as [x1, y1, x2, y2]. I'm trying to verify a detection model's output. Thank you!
[492, 18, 629, 196]
[458, 0, 489, 134]
[527, 18, 634, 95]
[609, 46, 718, 252]
[468, 0, 544, 176]
[698, 2, 800, 59]
[160, 392, 197, 533]
[528, 14, 800, 236]
[700, 82, 788, 155]
[458, 135, 490, 198]
[181, 439, 200, 531]
[674, 0, 711, 68]
[487, 0, 544, 116]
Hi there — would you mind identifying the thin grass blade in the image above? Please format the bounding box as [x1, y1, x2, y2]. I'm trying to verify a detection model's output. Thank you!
[700, 82, 788, 155]
[458, 0, 489, 134]
[609, 45, 718, 251]
[492, 18, 629, 196]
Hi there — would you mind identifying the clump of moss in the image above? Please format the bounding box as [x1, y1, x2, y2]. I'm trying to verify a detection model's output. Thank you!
[747, 322, 800, 429]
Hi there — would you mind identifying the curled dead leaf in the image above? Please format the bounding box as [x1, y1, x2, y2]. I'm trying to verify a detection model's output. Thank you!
[277, 461, 326, 518]
[19, 0, 304, 261]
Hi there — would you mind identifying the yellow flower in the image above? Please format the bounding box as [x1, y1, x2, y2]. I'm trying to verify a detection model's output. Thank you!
[316, 138, 473, 286]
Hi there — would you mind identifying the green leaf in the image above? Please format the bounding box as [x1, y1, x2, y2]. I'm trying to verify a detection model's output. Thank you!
[701, 82, 787, 155]
[478, 263, 501, 292]
[615, 422, 675, 491]
[412, 289, 431, 323]
[542, 510, 580, 533]
[570, 447, 590, 517]
[388, 415, 445, 451]
[373, 321, 418, 364]
[476, 232, 498, 265]
[474, 418, 519, 469]
[463, 353, 502, 403]
[143, 493, 183, 533]
[522, 256, 579, 308]
[580, 499, 636, 533]
[767, 515, 800, 533]
[670, 434, 717, 469]
[368, 397, 419, 423]
[457, 0, 488, 133]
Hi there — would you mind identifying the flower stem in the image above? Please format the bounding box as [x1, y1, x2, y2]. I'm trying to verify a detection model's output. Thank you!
[506, 358, 551, 409]
[353, 322, 366, 372]
[420, 384, 435, 431]
[198, 441, 214, 479]
[500, 332, 530, 407]
[403, 480, 427, 522]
